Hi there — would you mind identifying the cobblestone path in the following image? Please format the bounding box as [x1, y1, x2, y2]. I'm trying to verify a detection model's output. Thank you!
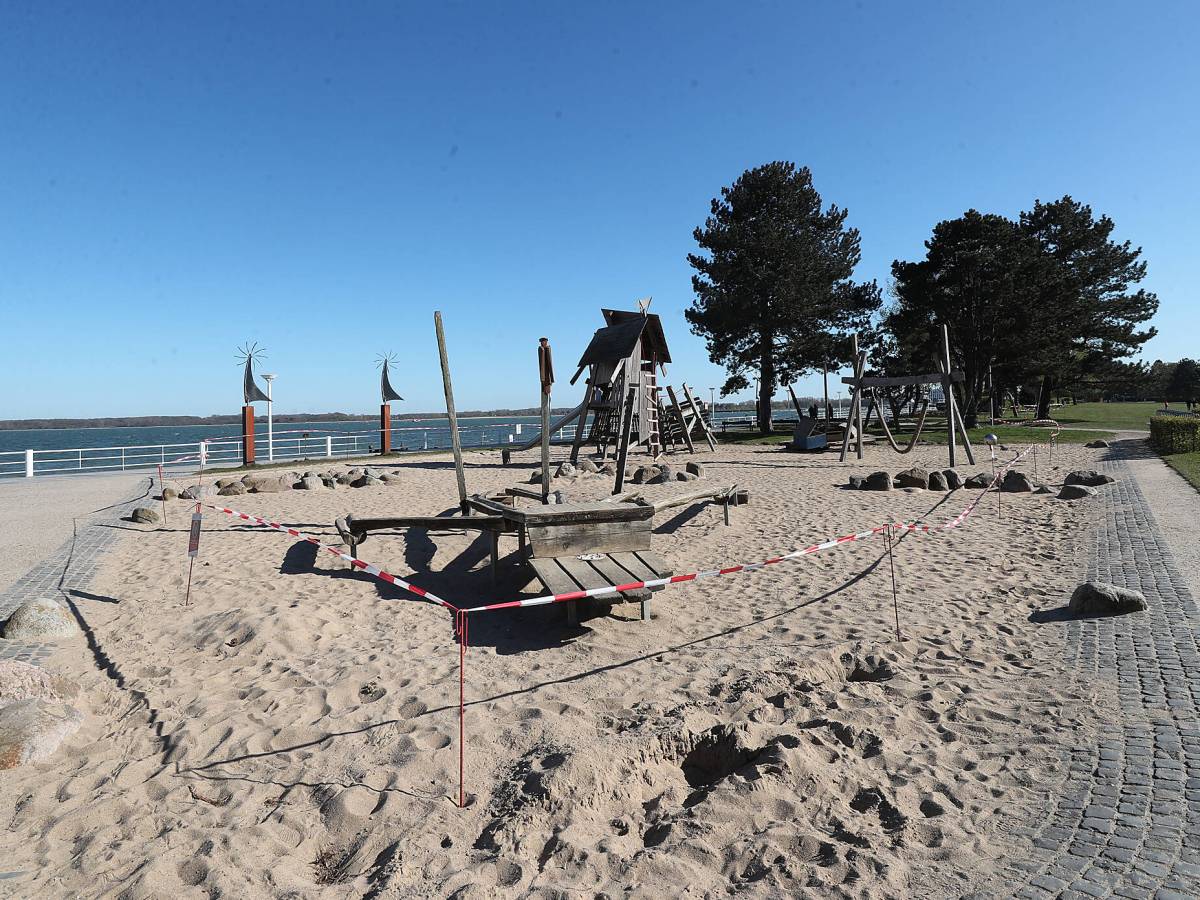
[0, 482, 147, 665]
[1006, 450, 1200, 899]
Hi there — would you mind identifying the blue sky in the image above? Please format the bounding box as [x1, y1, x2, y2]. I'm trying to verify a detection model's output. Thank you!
[1, 1, 1196, 419]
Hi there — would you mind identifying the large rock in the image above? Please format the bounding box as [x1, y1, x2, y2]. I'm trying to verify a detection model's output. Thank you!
[964, 473, 993, 489]
[927, 470, 948, 492]
[0, 661, 75, 704]
[577, 458, 600, 475]
[1001, 470, 1034, 493]
[1058, 484, 1098, 500]
[555, 461, 577, 479]
[631, 465, 658, 485]
[943, 469, 963, 490]
[218, 481, 246, 496]
[2, 601, 76, 640]
[244, 473, 296, 493]
[648, 465, 674, 485]
[894, 467, 929, 489]
[676, 471, 699, 482]
[1065, 469, 1116, 488]
[685, 461, 705, 478]
[130, 506, 160, 524]
[352, 474, 383, 488]
[848, 475, 866, 490]
[336, 472, 357, 486]
[863, 471, 892, 491]
[298, 475, 325, 490]
[380, 472, 402, 484]
[0, 699, 83, 769]
[179, 484, 216, 500]
[599, 462, 617, 476]
[214, 477, 241, 488]
[1068, 582, 1147, 616]
[159, 487, 178, 501]
[1085, 440, 1110, 449]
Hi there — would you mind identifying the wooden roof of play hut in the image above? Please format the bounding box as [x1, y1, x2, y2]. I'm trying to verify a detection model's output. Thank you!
[576, 309, 671, 373]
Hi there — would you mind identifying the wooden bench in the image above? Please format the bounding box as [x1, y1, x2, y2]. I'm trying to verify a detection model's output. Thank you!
[529, 549, 674, 623]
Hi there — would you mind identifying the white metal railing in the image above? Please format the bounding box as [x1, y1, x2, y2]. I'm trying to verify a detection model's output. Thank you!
[0, 420, 584, 478]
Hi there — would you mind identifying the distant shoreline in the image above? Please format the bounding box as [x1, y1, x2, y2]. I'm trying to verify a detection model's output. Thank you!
[0, 410, 575, 432]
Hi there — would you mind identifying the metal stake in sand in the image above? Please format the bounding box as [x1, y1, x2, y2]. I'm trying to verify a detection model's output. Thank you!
[984, 433, 1000, 520]
[157, 464, 168, 526]
[457, 610, 468, 808]
[884, 523, 901, 641]
[184, 502, 202, 605]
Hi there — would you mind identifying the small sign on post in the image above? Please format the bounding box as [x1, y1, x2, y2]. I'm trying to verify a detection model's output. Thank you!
[184, 505, 202, 605]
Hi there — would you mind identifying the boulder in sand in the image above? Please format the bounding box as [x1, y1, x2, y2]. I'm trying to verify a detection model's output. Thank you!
[863, 471, 892, 491]
[1085, 440, 1110, 449]
[159, 487, 178, 501]
[848, 475, 866, 490]
[242, 473, 295, 493]
[685, 461, 705, 478]
[631, 465, 658, 485]
[676, 471, 699, 482]
[894, 467, 929, 489]
[1057, 484, 1098, 500]
[218, 481, 247, 496]
[964, 473, 992, 489]
[927, 470, 948, 492]
[130, 506, 160, 524]
[1064, 469, 1115, 487]
[1001, 470, 1034, 493]
[1068, 582, 1146, 616]
[298, 475, 324, 490]
[943, 469, 963, 490]
[599, 462, 617, 476]
[380, 472, 402, 484]
[555, 461, 577, 479]
[352, 474, 383, 488]
[0, 699, 83, 770]
[649, 465, 674, 485]
[336, 472, 357, 486]
[179, 484, 216, 500]
[577, 458, 600, 475]
[2, 600, 76, 640]
[0, 660, 76, 704]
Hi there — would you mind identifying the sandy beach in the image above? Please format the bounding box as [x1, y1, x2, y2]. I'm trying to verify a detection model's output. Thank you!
[0, 441, 1118, 897]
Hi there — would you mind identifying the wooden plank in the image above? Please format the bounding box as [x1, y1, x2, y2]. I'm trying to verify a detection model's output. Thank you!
[586, 554, 651, 601]
[556, 555, 611, 591]
[608, 551, 667, 591]
[504, 485, 544, 501]
[526, 520, 652, 558]
[612, 384, 637, 494]
[346, 514, 509, 533]
[644, 484, 738, 515]
[633, 549, 674, 578]
[529, 557, 585, 595]
[434, 311, 469, 515]
[568, 374, 593, 463]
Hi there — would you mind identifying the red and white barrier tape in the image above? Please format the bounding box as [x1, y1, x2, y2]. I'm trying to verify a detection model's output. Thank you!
[202, 503, 458, 612]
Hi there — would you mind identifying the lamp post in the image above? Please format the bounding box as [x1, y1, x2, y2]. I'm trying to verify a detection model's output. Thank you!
[264, 374, 277, 461]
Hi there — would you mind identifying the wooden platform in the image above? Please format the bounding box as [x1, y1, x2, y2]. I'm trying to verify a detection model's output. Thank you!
[529, 549, 673, 622]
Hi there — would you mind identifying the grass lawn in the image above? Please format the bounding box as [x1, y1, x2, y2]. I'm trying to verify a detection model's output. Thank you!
[1163, 451, 1200, 493]
[1052, 401, 1159, 431]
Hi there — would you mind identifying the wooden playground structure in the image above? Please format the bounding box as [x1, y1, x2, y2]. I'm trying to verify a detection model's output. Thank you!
[335, 307, 739, 625]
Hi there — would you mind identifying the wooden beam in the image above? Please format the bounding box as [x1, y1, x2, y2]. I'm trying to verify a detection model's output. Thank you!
[942, 324, 956, 469]
[568, 374, 593, 464]
[853, 341, 865, 461]
[681, 383, 717, 451]
[434, 311, 469, 515]
[665, 385, 695, 453]
[612, 384, 637, 494]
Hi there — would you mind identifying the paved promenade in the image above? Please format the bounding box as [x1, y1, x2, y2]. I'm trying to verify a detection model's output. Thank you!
[0, 475, 148, 665]
[1005, 440, 1200, 899]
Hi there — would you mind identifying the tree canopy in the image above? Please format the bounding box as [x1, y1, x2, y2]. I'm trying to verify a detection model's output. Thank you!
[686, 162, 880, 432]
[886, 197, 1158, 425]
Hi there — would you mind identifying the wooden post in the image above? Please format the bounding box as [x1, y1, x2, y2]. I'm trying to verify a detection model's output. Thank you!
[853, 336, 865, 461]
[538, 338, 554, 504]
[822, 364, 829, 429]
[241, 405, 255, 466]
[568, 373, 593, 464]
[380, 403, 392, 455]
[611, 385, 637, 495]
[666, 385, 695, 453]
[435, 311, 469, 515]
[942, 324, 957, 469]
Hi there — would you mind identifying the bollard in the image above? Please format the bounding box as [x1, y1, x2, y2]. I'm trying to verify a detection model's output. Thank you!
[25, 448, 33, 477]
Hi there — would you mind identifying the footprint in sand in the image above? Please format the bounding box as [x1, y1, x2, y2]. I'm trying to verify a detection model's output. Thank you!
[177, 859, 208, 886]
[413, 729, 451, 751]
